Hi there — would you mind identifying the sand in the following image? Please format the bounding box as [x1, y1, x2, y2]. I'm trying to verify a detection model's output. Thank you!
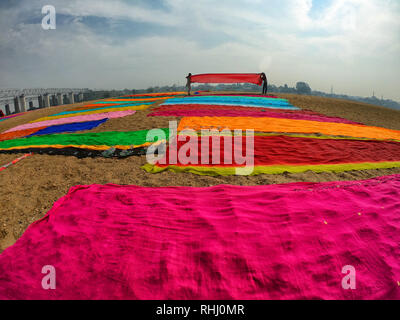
[1, 93, 400, 252]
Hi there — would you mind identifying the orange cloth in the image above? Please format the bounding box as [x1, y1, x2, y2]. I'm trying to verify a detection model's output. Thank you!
[68, 104, 117, 111]
[0, 127, 46, 141]
[178, 116, 400, 141]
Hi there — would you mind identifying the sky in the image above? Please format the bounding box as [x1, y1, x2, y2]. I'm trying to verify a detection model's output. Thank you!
[0, 0, 399, 101]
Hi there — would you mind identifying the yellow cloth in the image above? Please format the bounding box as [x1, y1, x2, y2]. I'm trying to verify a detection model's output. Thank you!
[103, 98, 168, 102]
[0, 142, 152, 151]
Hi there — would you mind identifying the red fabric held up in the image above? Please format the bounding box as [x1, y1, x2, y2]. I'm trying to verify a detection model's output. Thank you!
[157, 135, 400, 167]
[190, 73, 264, 85]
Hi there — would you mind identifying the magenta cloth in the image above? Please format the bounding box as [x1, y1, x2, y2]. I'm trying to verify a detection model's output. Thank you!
[0, 112, 26, 121]
[197, 94, 278, 98]
[148, 108, 358, 124]
[4, 110, 136, 133]
[1, 175, 400, 300]
[190, 73, 263, 85]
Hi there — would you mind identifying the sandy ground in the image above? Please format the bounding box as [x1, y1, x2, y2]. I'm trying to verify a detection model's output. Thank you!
[1, 93, 400, 251]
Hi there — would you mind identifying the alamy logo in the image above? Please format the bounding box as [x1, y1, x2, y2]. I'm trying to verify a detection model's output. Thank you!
[146, 121, 255, 175]
[341, 265, 356, 290]
[42, 5, 56, 30]
[41, 265, 56, 290]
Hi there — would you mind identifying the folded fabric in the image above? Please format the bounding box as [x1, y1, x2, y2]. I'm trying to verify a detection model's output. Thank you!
[30, 105, 146, 123]
[0, 128, 169, 151]
[28, 119, 108, 136]
[143, 135, 400, 175]
[5, 110, 136, 133]
[178, 117, 400, 141]
[1, 174, 400, 299]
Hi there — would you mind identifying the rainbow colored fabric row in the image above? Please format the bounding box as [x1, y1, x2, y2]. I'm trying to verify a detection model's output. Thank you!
[143, 134, 400, 176]
[0, 128, 169, 152]
[144, 94, 400, 176]
[161, 95, 298, 109]
[148, 104, 360, 124]
[0, 92, 183, 142]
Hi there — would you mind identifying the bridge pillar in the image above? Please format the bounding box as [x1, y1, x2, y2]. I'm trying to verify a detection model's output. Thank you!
[69, 92, 75, 104]
[57, 93, 63, 105]
[19, 94, 26, 112]
[79, 93, 84, 102]
[5, 104, 11, 115]
[51, 95, 57, 106]
[43, 94, 50, 108]
[28, 101, 34, 110]
[14, 96, 20, 113]
[38, 95, 44, 108]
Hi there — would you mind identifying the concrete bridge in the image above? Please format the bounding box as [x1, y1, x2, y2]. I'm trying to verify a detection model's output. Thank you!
[0, 88, 89, 116]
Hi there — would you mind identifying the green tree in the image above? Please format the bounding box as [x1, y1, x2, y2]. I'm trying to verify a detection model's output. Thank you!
[296, 82, 312, 95]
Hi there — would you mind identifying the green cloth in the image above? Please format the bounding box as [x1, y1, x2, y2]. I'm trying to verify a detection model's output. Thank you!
[0, 129, 169, 149]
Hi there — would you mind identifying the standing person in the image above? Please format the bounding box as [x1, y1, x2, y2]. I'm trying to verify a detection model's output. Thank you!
[260, 73, 268, 95]
[186, 73, 192, 96]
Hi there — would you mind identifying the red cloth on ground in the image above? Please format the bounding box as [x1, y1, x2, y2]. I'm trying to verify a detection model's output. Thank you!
[157, 135, 400, 167]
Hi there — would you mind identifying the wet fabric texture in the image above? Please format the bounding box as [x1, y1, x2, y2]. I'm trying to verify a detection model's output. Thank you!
[1, 174, 399, 299]
[178, 116, 400, 141]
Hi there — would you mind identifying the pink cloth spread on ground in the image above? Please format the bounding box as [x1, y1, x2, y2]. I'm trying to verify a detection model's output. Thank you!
[148, 107, 358, 124]
[4, 110, 136, 133]
[1, 175, 400, 300]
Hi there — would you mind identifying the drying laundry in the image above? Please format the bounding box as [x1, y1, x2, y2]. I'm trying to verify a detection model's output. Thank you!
[1, 174, 399, 299]
[4, 110, 136, 133]
[178, 117, 400, 141]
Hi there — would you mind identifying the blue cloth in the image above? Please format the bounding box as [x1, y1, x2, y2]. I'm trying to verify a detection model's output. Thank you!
[162, 101, 298, 109]
[29, 119, 108, 137]
[164, 96, 289, 103]
[161, 96, 298, 109]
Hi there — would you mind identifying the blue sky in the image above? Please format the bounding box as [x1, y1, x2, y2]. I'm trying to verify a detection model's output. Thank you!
[0, 0, 399, 100]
